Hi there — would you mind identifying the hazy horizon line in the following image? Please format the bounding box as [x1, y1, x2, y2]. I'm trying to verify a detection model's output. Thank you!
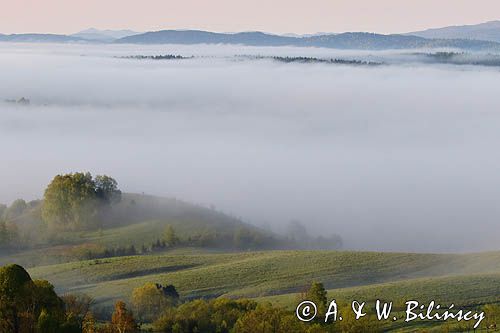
[2, 18, 500, 37]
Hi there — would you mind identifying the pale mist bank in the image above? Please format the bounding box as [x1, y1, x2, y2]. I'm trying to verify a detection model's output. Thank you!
[1, 43, 500, 253]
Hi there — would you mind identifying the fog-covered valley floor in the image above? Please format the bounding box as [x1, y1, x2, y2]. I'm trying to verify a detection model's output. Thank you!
[2, 43, 500, 253]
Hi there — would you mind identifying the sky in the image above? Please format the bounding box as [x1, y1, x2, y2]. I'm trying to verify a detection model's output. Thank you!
[1, 0, 500, 35]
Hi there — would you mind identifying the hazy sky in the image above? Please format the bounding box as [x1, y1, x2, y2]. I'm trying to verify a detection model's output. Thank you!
[1, 0, 500, 34]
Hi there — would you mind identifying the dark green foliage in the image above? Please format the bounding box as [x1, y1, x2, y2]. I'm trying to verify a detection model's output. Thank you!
[0, 264, 64, 333]
[36, 309, 59, 333]
[239, 55, 382, 66]
[94, 175, 122, 205]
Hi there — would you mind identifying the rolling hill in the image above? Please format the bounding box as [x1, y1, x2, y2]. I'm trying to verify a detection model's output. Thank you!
[0, 33, 84, 43]
[2, 191, 499, 331]
[115, 30, 500, 51]
[0, 192, 279, 266]
[27, 249, 500, 310]
[2, 28, 500, 51]
[71, 28, 140, 42]
[409, 20, 500, 43]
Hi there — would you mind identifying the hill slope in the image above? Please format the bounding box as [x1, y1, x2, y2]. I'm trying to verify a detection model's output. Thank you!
[28, 250, 500, 309]
[0, 33, 84, 43]
[71, 28, 140, 42]
[409, 20, 500, 43]
[116, 30, 500, 51]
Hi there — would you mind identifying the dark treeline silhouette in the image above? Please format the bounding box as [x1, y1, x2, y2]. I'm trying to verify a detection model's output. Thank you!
[236, 55, 383, 66]
[119, 54, 192, 60]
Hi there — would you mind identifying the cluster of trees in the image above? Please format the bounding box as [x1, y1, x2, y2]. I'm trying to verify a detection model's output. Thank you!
[121, 54, 192, 60]
[0, 199, 30, 221]
[0, 199, 38, 249]
[183, 226, 277, 250]
[0, 220, 19, 249]
[150, 282, 383, 333]
[0, 264, 93, 332]
[271, 56, 382, 66]
[42, 173, 121, 231]
[0, 263, 140, 333]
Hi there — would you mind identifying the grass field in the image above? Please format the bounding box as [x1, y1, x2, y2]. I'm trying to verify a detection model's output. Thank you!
[27, 249, 500, 312]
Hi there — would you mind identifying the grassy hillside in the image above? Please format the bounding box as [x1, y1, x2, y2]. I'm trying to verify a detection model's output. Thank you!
[11, 193, 257, 244]
[28, 249, 500, 310]
[0, 193, 277, 267]
[261, 273, 500, 309]
[259, 274, 500, 332]
[4, 191, 500, 331]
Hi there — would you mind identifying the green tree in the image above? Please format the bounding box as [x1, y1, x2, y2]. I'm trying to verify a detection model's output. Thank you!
[337, 304, 382, 333]
[132, 283, 179, 323]
[233, 303, 286, 333]
[305, 282, 328, 316]
[36, 309, 59, 333]
[0, 264, 33, 333]
[163, 225, 179, 246]
[95, 175, 122, 205]
[0, 264, 64, 333]
[42, 172, 121, 231]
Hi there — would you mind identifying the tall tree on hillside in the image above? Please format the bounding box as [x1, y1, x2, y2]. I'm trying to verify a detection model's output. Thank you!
[41, 172, 121, 231]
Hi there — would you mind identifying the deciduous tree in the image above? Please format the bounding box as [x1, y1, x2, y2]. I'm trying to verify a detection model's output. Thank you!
[111, 301, 137, 333]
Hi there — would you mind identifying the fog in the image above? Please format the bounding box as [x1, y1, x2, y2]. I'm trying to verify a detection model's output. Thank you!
[1, 43, 500, 253]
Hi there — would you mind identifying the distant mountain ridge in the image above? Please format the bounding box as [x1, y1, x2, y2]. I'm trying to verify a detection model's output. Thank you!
[116, 30, 500, 51]
[72, 28, 140, 42]
[409, 20, 500, 43]
[2, 25, 500, 51]
[0, 33, 84, 43]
